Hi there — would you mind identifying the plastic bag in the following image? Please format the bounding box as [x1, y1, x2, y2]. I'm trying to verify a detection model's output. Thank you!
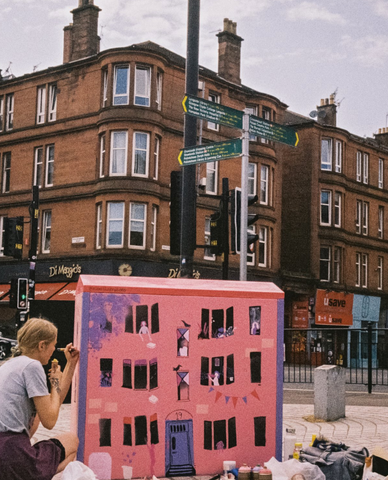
[266, 457, 326, 480]
[62, 461, 99, 480]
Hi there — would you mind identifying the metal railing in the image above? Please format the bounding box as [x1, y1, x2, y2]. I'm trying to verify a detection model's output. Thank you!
[283, 326, 388, 393]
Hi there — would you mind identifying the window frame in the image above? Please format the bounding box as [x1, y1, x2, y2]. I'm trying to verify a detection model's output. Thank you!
[110, 131, 128, 176]
[204, 216, 215, 261]
[207, 93, 220, 131]
[0, 216, 5, 256]
[96, 203, 102, 249]
[41, 210, 52, 254]
[378, 256, 383, 290]
[134, 65, 151, 107]
[245, 106, 258, 141]
[320, 190, 332, 226]
[248, 162, 257, 196]
[37, 86, 46, 124]
[333, 247, 341, 284]
[99, 134, 106, 178]
[2, 152, 11, 193]
[334, 192, 341, 227]
[335, 140, 342, 173]
[45, 145, 54, 187]
[258, 226, 267, 267]
[153, 136, 160, 180]
[362, 201, 369, 236]
[320, 245, 331, 282]
[321, 138, 332, 171]
[106, 201, 125, 248]
[102, 69, 108, 108]
[156, 71, 163, 110]
[378, 206, 384, 239]
[129, 202, 147, 250]
[363, 153, 369, 184]
[113, 65, 130, 105]
[34, 147, 43, 187]
[48, 84, 57, 122]
[150, 205, 157, 252]
[260, 165, 269, 205]
[356, 252, 361, 287]
[5, 94, 13, 131]
[362, 253, 368, 288]
[356, 151, 362, 182]
[0, 96, 3, 132]
[379, 158, 384, 189]
[132, 131, 150, 177]
[206, 161, 218, 195]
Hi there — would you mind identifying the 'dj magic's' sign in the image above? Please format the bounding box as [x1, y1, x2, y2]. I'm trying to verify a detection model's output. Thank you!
[315, 290, 354, 326]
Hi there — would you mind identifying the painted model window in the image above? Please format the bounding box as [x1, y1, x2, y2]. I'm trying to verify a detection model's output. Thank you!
[135, 415, 147, 445]
[249, 306, 261, 335]
[206, 161, 217, 194]
[132, 132, 149, 176]
[207, 93, 220, 131]
[379, 158, 384, 189]
[6, 94, 14, 131]
[129, 202, 146, 248]
[125, 303, 159, 335]
[156, 71, 163, 110]
[320, 246, 330, 282]
[134, 65, 151, 106]
[113, 65, 130, 105]
[204, 417, 237, 450]
[321, 138, 332, 171]
[177, 328, 189, 357]
[100, 358, 113, 387]
[110, 131, 128, 175]
[177, 371, 189, 400]
[107, 202, 124, 247]
[254, 416, 266, 446]
[200, 307, 233, 339]
[0, 96, 3, 132]
[96, 203, 102, 249]
[34, 147, 43, 187]
[134, 360, 147, 390]
[200, 354, 234, 386]
[248, 162, 257, 196]
[99, 418, 111, 447]
[250, 351, 262, 383]
[123, 417, 132, 446]
[37, 86, 46, 124]
[150, 413, 159, 444]
[335, 140, 342, 173]
[42, 210, 52, 254]
[45, 145, 55, 187]
[2, 152, 11, 193]
[122, 359, 132, 389]
[48, 84, 57, 122]
[99, 134, 106, 178]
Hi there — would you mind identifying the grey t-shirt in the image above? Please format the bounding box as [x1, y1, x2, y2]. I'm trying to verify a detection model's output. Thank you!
[0, 356, 49, 434]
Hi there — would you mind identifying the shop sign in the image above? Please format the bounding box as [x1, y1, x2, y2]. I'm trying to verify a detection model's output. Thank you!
[49, 263, 82, 279]
[352, 295, 381, 323]
[291, 300, 309, 328]
[315, 290, 353, 326]
[168, 268, 201, 279]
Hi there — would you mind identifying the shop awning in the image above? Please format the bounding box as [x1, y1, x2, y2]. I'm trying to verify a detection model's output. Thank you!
[49, 283, 77, 301]
[0, 284, 10, 303]
[34, 283, 68, 300]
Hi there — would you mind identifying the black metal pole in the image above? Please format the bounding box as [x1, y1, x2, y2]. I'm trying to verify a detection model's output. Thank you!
[222, 178, 229, 280]
[180, 0, 200, 278]
[367, 321, 372, 394]
[28, 186, 39, 305]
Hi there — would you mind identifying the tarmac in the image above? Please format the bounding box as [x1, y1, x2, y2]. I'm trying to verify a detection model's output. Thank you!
[31, 385, 388, 480]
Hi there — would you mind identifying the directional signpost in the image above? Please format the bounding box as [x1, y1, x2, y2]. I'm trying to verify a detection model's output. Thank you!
[249, 115, 299, 147]
[180, 93, 299, 281]
[178, 138, 242, 166]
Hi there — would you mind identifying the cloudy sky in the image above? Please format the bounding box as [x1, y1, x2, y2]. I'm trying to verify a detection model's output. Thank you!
[1, 0, 388, 137]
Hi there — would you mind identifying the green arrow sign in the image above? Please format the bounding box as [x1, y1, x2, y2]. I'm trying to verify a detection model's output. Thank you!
[249, 115, 299, 147]
[178, 138, 242, 166]
[182, 94, 243, 129]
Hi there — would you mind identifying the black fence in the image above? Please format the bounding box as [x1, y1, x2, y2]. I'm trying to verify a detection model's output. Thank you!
[284, 326, 388, 392]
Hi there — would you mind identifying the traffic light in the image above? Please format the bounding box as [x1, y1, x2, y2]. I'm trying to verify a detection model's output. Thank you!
[231, 188, 260, 254]
[210, 209, 223, 256]
[17, 278, 28, 310]
[170, 171, 182, 256]
[3, 216, 23, 259]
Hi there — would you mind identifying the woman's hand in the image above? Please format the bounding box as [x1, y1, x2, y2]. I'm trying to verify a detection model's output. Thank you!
[63, 343, 80, 367]
[49, 360, 63, 395]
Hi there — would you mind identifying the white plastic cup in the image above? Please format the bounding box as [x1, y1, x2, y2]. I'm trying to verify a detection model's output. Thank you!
[122, 465, 133, 479]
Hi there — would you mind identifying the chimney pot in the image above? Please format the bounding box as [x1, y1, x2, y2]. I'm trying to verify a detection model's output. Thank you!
[320, 99, 325, 106]
[379, 128, 382, 134]
[329, 94, 335, 104]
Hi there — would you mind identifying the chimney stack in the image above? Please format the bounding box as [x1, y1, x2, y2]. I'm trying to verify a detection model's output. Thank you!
[63, 0, 101, 63]
[316, 96, 337, 127]
[374, 127, 388, 147]
[216, 18, 244, 85]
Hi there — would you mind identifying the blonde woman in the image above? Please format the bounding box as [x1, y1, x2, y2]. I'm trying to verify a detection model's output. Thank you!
[0, 317, 80, 480]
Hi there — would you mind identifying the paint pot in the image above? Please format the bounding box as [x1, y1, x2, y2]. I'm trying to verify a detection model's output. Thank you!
[122, 465, 133, 480]
[258, 468, 272, 480]
[223, 461, 237, 472]
[252, 464, 262, 480]
[238, 464, 251, 480]
[284, 427, 297, 461]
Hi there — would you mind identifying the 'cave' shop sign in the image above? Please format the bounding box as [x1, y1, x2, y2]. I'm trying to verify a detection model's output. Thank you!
[315, 290, 354, 326]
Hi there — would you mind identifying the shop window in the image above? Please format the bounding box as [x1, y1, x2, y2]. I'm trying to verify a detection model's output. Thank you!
[254, 416, 266, 446]
[250, 352, 261, 383]
[99, 418, 111, 447]
[100, 358, 113, 387]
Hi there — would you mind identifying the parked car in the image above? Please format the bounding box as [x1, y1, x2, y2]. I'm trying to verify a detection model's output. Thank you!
[0, 333, 17, 360]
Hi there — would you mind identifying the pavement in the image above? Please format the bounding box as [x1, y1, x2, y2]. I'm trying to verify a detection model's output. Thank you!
[31, 385, 388, 479]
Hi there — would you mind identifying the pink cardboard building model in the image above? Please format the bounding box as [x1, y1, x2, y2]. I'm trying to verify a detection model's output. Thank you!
[72, 275, 284, 480]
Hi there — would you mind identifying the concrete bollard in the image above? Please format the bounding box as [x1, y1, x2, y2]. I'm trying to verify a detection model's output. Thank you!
[314, 365, 346, 421]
